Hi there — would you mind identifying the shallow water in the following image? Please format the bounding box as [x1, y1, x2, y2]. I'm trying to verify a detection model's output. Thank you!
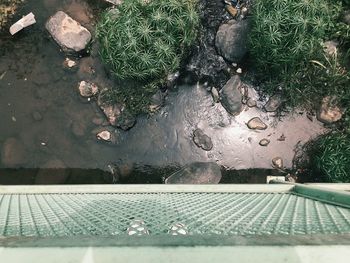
[0, 0, 327, 184]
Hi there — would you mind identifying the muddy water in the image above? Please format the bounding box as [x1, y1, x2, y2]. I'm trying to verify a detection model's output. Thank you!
[0, 0, 327, 184]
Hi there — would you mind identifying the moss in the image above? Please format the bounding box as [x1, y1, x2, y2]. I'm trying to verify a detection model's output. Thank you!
[96, 0, 199, 80]
[308, 133, 350, 183]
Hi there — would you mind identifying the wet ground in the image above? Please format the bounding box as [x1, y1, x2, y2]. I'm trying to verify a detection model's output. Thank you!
[0, 0, 327, 184]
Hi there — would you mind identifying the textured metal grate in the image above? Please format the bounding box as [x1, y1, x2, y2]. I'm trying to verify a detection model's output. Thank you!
[0, 193, 350, 237]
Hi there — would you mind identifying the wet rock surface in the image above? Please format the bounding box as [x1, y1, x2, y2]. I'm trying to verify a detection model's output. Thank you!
[193, 129, 213, 151]
[247, 117, 268, 130]
[165, 162, 222, 184]
[98, 91, 136, 130]
[220, 75, 243, 115]
[78, 81, 99, 97]
[215, 19, 249, 63]
[264, 95, 283, 112]
[317, 96, 343, 124]
[46, 11, 91, 52]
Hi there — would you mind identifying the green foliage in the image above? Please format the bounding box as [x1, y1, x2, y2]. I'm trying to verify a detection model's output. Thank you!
[96, 0, 199, 80]
[249, 0, 340, 79]
[308, 133, 350, 182]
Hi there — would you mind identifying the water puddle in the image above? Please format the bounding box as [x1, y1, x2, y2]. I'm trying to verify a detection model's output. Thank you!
[0, 0, 327, 184]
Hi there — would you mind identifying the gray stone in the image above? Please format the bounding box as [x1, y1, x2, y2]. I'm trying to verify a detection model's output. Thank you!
[220, 75, 243, 115]
[272, 157, 283, 169]
[165, 162, 222, 184]
[247, 117, 268, 130]
[215, 19, 249, 62]
[317, 96, 343, 124]
[323, 40, 338, 57]
[259, 139, 270, 147]
[264, 95, 282, 112]
[46, 11, 91, 52]
[78, 81, 99, 97]
[149, 90, 166, 112]
[193, 129, 213, 151]
[98, 90, 136, 130]
[246, 98, 257, 108]
[1, 138, 27, 167]
[167, 71, 180, 89]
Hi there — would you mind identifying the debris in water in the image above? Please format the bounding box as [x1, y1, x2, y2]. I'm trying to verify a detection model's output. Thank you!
[0, 71, 6, 80]
[272, 157, 283, 169]
[10, 12, 36, 35]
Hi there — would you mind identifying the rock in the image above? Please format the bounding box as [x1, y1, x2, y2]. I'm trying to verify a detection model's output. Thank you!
[32, 111, 43, 121]
[259, 139, 270, 146]
[149, 90, 166, 112]
[323, 40, 338, 57]
[272, 157, 283, 169]
[10, 12, 36, 35]
[193, 129, 213, 151]
[246, 98, 257, 108]
[215, 19, 249, 62]
[264, 95, 282, 112]
[317, 96, 343, 124]
[167, 71, 180, 89]
[63, 58, 77, 68]
[45, 11, 91, 52]
[220, 75, 243, 115]
[78, 81, 99, 97]
[98, 90, 136, 130]
[104, 0, 123, 5]
[226, 5, 238, 17]
[165, 162, 222, 184]
[247, 117, 268, 130]
[1, 138, 27, 167]
[35, 159, 69, 184]
[211, 87, 220, 103]
[96, 130, 112, 142]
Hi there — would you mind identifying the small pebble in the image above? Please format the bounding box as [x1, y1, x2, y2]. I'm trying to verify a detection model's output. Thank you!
[259, 139, 270, 146]
[236, 68, 242, 74]
[32, 111, 43, 121]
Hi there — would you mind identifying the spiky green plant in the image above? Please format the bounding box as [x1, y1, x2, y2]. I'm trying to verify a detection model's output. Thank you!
[308, 133, 350, 182]
[96, 0, 199, 80]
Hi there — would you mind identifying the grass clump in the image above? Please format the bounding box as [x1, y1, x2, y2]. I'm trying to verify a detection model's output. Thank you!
[248, 0, 349, 108]
[96, 0, 199, 80]
[308, 133, 350, 182]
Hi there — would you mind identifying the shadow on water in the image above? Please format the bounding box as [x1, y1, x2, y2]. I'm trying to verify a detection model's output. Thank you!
[0, 167, 283, 184]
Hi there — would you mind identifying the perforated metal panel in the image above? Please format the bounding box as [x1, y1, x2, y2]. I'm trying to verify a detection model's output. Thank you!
[0, 192, 350, 237]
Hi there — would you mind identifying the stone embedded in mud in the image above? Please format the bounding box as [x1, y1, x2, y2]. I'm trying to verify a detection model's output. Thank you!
[247, 117, 268, 130]
[165, 162, 222, 184]
[220, 75, 243, 116]
[63, 58, 77, 69]
[78, 81, 99, 98]
[272, 157, 283, 169]
[45, 11, 91, 52]
[149, 90, 166, 112]
[193, 129, 213, 151]
[259, 139, 270, 147]
[32, 111, 43, 121]
[98, 91, 136, 130]
[264, 95, 282, 112]
[97, 130, 112, 142]
[215, 19, 249, 63]
[246, 98, 257, 108]
[1, 138, 27, 167]
[317, 96, 343, 124]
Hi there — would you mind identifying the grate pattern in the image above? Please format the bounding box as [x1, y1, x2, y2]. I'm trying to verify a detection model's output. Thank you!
[0, 193, 350, 237]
